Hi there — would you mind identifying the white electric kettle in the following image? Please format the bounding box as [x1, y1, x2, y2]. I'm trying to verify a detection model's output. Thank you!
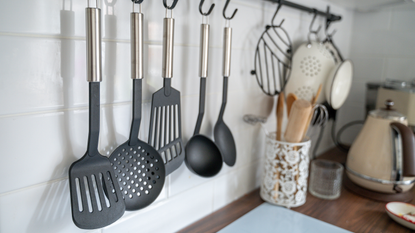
[346, 100, 415, 194]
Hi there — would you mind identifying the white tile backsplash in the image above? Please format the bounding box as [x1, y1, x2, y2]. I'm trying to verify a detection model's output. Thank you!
[0, 179, 99, 233]
[0, 0, 355, 232]
[338, 5, 415, 144]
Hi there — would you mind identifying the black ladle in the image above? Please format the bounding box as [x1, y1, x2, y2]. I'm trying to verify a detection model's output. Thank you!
[185, 1, 222, 177]
[214, 0, 237, 167]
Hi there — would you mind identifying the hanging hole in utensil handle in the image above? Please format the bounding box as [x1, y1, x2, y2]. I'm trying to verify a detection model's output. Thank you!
[162, 18, 174, 79]
[200, 0, 215, 25]
[223, 27, 232, 77]
[132, 0, 143, 13]
[63, 0, 73, 11]
[199, 24, 210, 78]
[163, 0, 178, 10]
[86, 7, 102, 82]
[87, 0, 99, 8]
[131, 12, 143, 80]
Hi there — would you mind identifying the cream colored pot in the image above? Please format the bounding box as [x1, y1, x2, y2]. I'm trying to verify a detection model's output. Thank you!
[346, 100, 415, 193]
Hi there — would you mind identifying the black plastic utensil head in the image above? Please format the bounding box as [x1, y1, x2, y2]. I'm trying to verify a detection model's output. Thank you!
[69, 153, 125, 229]
[214, 120, 237, 166]
[148, 79, 184, 176]
[109, 140, 165, 211]
[185, 135, 223, 177]
[214, 76, 236, 167]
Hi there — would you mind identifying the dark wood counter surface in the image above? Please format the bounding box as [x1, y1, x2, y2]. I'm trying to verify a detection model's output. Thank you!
[178, 148, 415, 233]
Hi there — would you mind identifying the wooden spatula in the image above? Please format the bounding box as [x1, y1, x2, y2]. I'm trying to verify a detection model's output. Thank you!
[286, 93, 298, 117]
[274, 92, 284, 199]
[276, 92, 284, 141]
[284, 99, 312, 143]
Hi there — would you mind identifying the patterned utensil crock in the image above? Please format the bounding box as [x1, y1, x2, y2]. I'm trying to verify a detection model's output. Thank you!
[260, 132, 311, 208]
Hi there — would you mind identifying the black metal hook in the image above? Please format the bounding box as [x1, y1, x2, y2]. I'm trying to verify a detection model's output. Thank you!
[199, 0, 215, 16]
[132, 0, 144, 4]
[271, 4, 285, 27]
[223, 0, 238, 20]
[325, 6, 337, 39]
[163, 0, 178, 10]
[309, 9, 321, 34]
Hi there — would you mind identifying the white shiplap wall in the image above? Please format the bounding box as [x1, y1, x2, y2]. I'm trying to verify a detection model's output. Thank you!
[0, 0, 353, 232]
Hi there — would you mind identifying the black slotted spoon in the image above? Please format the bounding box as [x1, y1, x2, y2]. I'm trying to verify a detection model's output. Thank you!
[109, 2, 165, 211]
[148, 0, 183, 176]
[68, 4, 125, 229]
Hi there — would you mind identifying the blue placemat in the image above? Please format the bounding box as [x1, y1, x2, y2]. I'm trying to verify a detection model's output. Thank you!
[218, 203, 352, 233]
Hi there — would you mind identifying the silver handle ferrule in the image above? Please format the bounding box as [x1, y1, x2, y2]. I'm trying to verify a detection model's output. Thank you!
[86, 7, 102, 82]
[199, 24, 210, 78]
[131, 12, 143, 79]
[162, 18, 174, 78]
[223, 27, 232, 77]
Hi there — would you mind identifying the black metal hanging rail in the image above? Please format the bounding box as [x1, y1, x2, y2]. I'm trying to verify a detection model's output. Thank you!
[265, 0, 342, 23]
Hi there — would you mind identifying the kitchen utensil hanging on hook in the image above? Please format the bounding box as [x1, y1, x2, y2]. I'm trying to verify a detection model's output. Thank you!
[108, 0, 166, 211]
[284, 11, 335, 104]
[148, 0, 184, 176]
[185, 0, 223, 178]
[214, 0, 237, 167]
[251, 4, 292, 96]
[68, 0, 125, 229]
[323, 7, 353, 110]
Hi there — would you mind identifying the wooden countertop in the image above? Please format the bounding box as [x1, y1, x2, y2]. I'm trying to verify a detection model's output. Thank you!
[178, 148, 415, 233]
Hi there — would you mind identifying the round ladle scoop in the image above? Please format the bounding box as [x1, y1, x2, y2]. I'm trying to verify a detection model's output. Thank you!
[185, 6, 223, 177]
[214, 5, 237, 167]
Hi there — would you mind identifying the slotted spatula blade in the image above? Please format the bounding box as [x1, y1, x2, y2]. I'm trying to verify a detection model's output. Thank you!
[69, 154, 125, 229]
[149, 81, 183, 176]
[68, 7, 125, 229]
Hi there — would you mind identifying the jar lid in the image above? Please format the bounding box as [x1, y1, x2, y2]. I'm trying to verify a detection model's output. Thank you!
[369, 99, 406, 121]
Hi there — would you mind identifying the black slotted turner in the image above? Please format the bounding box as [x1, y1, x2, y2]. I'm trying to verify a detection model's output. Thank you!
[68, 5, 125, 229]
[109, 5, 166, 211]
[148, 4, 183, 176]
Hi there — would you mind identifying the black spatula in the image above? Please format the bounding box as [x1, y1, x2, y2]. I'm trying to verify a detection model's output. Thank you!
[148, 1, 183, 176]
[68, 5, 125, 229]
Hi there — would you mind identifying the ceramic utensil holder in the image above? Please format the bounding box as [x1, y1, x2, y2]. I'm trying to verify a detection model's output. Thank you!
[260, 132, 311, 208]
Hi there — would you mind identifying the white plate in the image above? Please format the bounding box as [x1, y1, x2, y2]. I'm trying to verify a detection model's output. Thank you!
[386, 202, 415, 230]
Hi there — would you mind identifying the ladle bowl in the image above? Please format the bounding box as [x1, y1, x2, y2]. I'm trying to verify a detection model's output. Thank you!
[214, 119, 236, 166]
[185, 135, 223, 177]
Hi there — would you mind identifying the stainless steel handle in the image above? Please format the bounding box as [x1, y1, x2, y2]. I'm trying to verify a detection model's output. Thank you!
[223, 27, 232, 77]
[86, 7, 102, 82]
[131, 12, 143, 79]
[199, 24, 210, 78]
[162, 18, 174, 78]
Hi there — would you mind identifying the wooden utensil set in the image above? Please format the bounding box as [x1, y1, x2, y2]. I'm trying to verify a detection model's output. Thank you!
[273, 85, 322, 199]
[276, 84, 322, 143]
